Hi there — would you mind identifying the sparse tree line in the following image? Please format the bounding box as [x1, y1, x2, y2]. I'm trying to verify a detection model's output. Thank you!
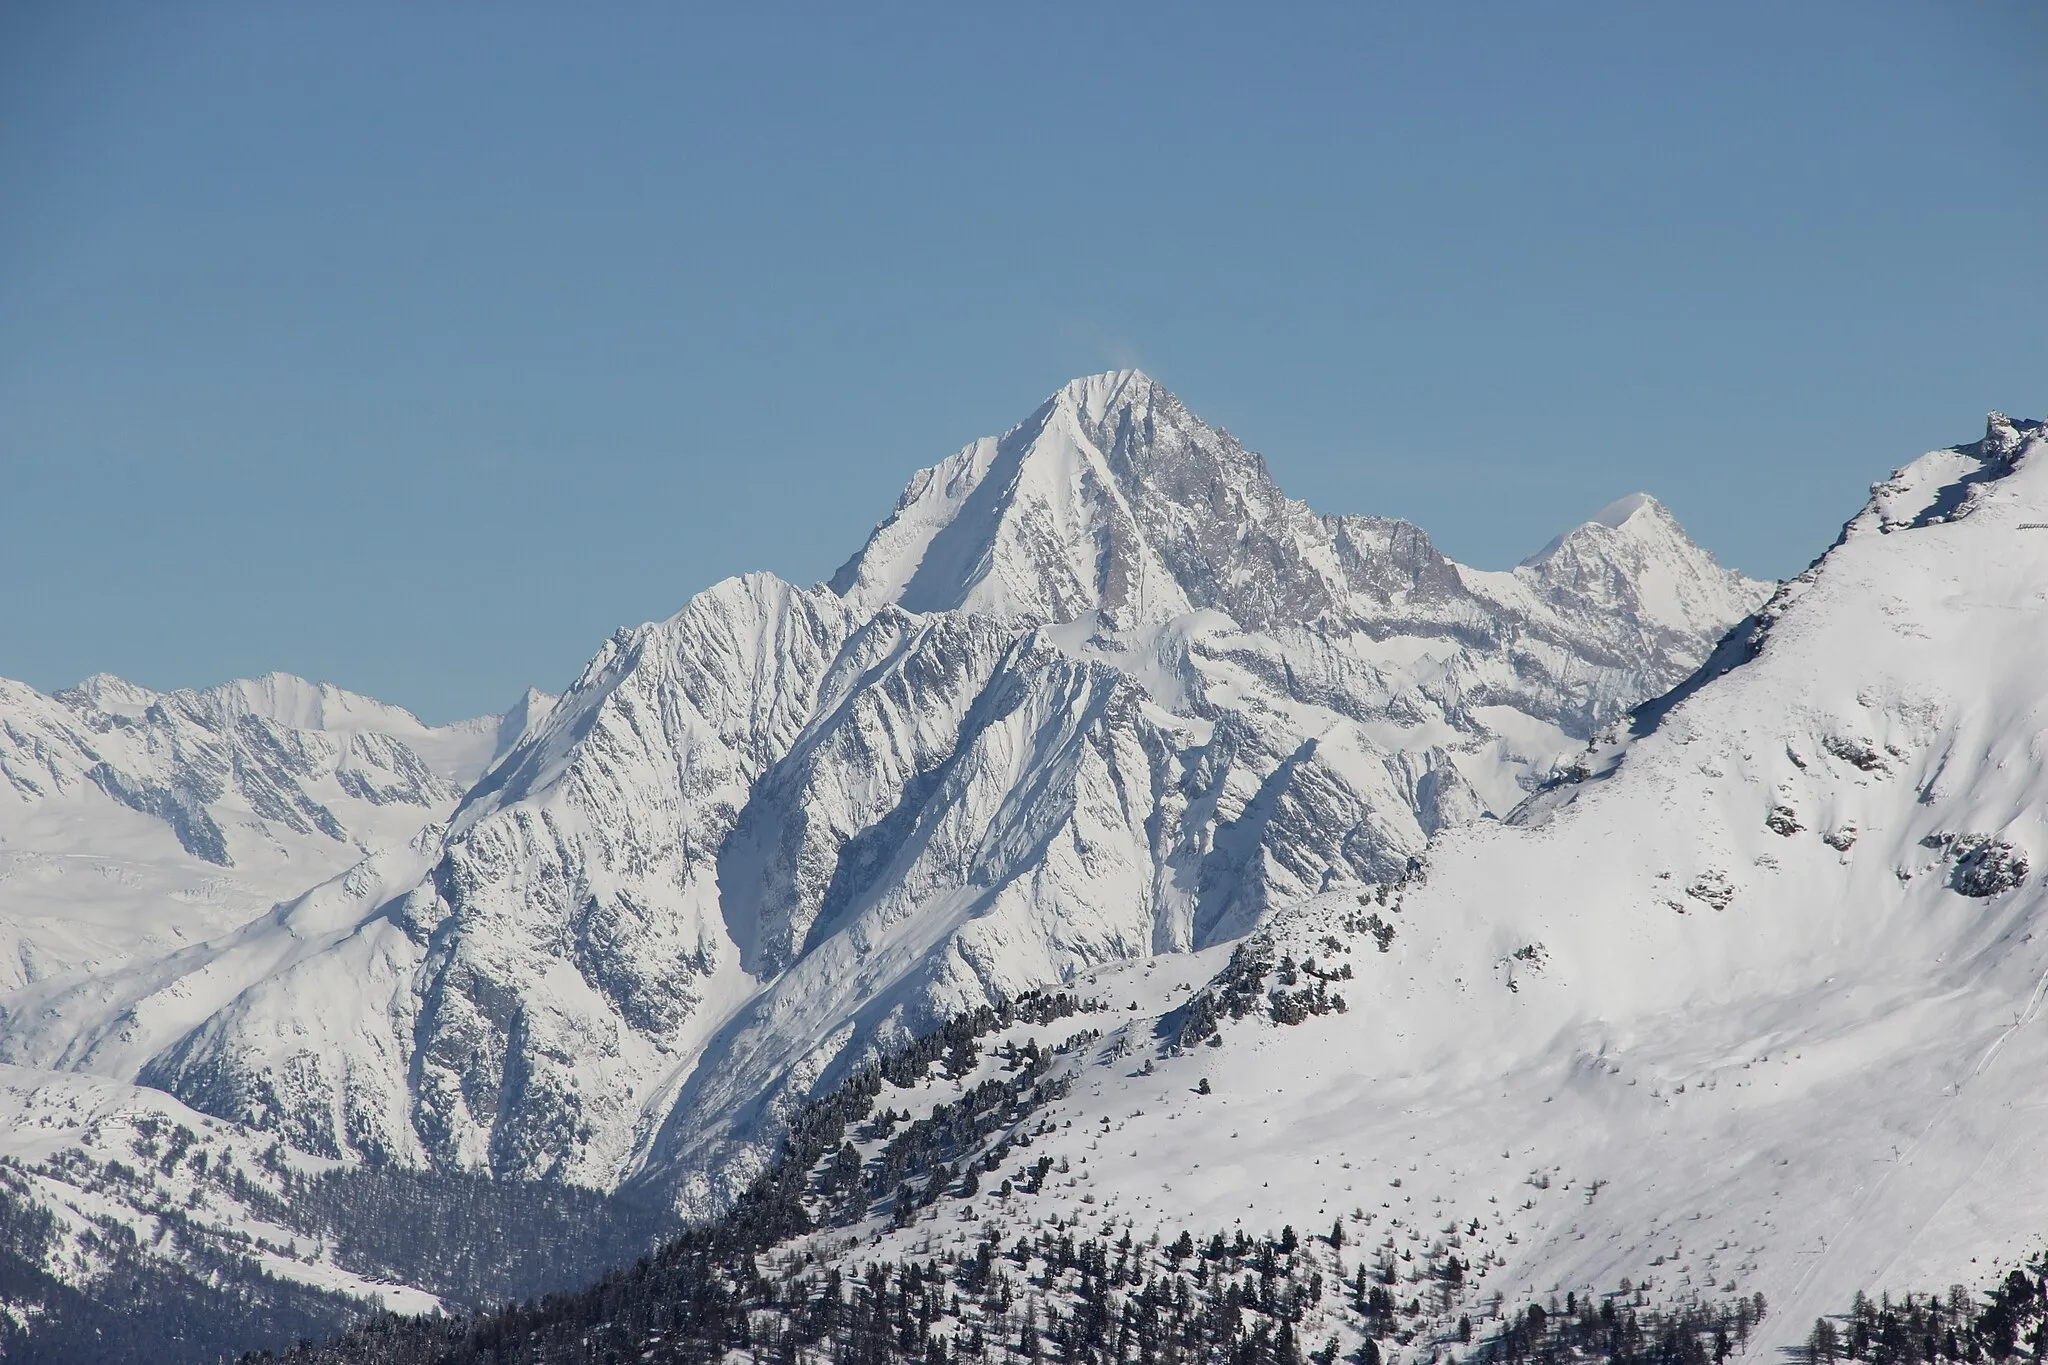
[240, 1168, 1777, 1365]
[1161, 936, 1353, 1050]
[1471, 1289, 1767, 1365]
[0, 992, 1089, 1362]
[1802, 1260, 2048, 1365]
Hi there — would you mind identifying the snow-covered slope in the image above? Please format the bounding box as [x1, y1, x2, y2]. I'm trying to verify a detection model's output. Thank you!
[810, 411, 2048, 1355]
[0, 374, 1765, 1232]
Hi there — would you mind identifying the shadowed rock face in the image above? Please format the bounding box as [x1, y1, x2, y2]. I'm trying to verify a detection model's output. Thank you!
[0, 373, 1769, 1212]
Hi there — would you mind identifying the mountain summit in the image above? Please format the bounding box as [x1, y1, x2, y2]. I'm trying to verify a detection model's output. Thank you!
[1520, 490, 1764, 641]
[836, 372, 1762, 652]
[833, 371, 1328, 628]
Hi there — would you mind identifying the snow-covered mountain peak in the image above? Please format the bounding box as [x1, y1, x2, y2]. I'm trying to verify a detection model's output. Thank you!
[1043, 367, 1166, 427]
[58, 672, 160, 717]
[1521, 490, 1680, 563]
[53, 670, 480, 745]
[1590, 489, 1658, 527]
[18, 394, 2048, 1360]
[1515, 489, 1765, 644]
[198, 671, 432, 734]
[827, 372, 1207, 626]
[1984, 409, 2043, 458]
[0, 667, 537, 1013]
[762, 411, 2048, 1358]
[454, 570, 851, 833]
[1361, 414, 2048, 1323]
[837, 372, 1761, 645]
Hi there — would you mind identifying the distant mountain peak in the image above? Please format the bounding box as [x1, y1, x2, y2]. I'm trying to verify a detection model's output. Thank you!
[828, 372, 1201, 625]
[61, 671, 160, 716]
[0, 375, 1776, 1239]
[1521, 492, 1690, 566]
[59, 669, 449, 735]
[1046, 367, 1163, 419]
[0, 395, 2034, 1361]
[1515, 490, 1763, 645]
[1588, 490, 1660, 528]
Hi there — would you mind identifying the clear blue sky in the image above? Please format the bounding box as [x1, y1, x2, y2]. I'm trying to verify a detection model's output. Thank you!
[4, 3, 2043, 722]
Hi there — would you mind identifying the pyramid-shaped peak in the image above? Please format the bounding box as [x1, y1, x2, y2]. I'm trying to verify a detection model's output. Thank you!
[834, 368, 1307, 626]
[835, 375, 1766, 639]
[1052, 368, 1159, 402]
[1522, 493, 1698, 568]
[1587, 491, 1666, 529]
[1044, 370, 1176, 429]
[1518, 489, 1768, 642]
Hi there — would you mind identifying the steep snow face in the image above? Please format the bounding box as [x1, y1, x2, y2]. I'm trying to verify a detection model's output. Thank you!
[831, 413, 2048, 1354]
[0, 674, 533, 996]
[397, 575, 862, 1182]
[0, 375, 1767, 1215]
[831, 374, 1199, 626]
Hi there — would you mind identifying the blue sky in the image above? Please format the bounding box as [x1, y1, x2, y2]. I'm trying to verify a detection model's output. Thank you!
[4, 2, 2043, 722]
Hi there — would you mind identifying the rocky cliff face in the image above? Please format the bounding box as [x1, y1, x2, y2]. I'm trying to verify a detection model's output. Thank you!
[0, 373, 1769, 1211]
